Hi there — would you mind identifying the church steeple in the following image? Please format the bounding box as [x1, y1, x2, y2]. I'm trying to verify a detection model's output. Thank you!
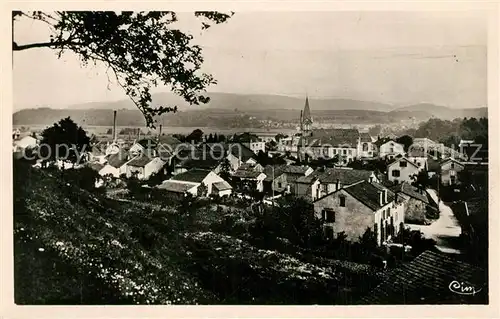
[301, 95, 313, 135]
[303, 95, 312, 124]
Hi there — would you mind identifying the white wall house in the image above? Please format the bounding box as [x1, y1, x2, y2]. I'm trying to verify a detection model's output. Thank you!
[440, 158, 465, 186]
[243, 141, 266, 154]
[387, 157, 421, 184]
[159, 169, 232, 197]
[126, 156, 165, 180]
[378, 140, 405, 159]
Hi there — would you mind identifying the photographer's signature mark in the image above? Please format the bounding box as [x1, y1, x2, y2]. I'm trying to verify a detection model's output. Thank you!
[448, 280, 482, 296]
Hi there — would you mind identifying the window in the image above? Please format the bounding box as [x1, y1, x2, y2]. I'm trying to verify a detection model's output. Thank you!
[339, 195, 346, 207]
[451, 162, 455, 169]
[392, 170, 400, 177]
[322, 209, 335, 223]
[390, 147, 394, 153]
[322, 184, 328, 193]
[277, 182, 282, 189]
[400, 161, 407, 168]
[343, 149, 347, 155]
[333, 149, 337, 155]
[362, 143, 368, 151]
[348, 150, 352, 155]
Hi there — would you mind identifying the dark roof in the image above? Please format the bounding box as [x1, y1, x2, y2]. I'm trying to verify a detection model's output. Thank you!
[390, 182, 429, 204]
[127, 154, 155, 167]
[233, 169, 264, 179]
[342, 180, 395, 211]
[136, 138, 158, 149]
[233, 132, 261, 143]
[227, 143, 256, 162]
[106, 150, 129, 168]
[170, 169, 211, 183]
[263, 165, 286, 181]
[360, 132, 372, 143]
[175, 149, 224, 169]
[359, 250, 487, 304]
[157, 134, 182, 146]
[302, 128, 360, 147]
[213, 181, 232, 191]
[318, 168, 374, 184]
[157, 181, 197, 193]
[297, 167, 373, 185]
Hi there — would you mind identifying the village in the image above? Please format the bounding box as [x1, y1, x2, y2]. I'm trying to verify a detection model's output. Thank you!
[12, 97, 488, 255]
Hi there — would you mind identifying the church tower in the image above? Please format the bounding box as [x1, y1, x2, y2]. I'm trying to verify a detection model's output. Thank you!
[301, 95, 313, 136]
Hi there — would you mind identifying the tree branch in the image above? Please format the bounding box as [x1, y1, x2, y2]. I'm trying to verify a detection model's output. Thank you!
[13, 40, 83, 51]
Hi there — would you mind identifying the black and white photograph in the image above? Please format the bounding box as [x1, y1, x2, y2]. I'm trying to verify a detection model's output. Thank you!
[8, 5, 493, 311]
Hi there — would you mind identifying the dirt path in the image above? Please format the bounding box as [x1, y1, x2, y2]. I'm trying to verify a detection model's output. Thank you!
[407, 189, 463, 254]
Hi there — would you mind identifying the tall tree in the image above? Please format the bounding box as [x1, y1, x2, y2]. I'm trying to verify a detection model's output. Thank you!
[396, 135, 414, 152]
[13, 11, 233, 128]
[39, 117, 91, 165]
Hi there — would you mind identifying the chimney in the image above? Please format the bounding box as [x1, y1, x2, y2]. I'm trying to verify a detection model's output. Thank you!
[379, 191, 383, 207]
[336, 179, 340, 190]
[112, 110, 117, 142]
[383, 189, 388, 204]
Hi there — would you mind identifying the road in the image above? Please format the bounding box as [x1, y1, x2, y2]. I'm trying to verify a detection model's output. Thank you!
[407, 189, 463, 254]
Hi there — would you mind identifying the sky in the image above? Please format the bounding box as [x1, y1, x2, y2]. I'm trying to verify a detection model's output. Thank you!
[13, 11, 488, 110]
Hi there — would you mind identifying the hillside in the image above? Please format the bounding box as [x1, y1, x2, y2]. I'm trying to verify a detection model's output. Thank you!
[13, 92, 487, 128]
[393, 103, 487, 120]
[13, 160, 383, 304]
[32, 92, 398, 112]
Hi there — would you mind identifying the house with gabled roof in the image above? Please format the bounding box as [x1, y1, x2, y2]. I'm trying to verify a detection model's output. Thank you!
[99, 149, 130, 178]
[293, 167, 378, 201]
[298, 128, 361, 165]
[313, 180, 405, 245]
[158, 169, 232, 197]
[377, 140, 405, 160]
[440, 157, 465, 186]
[387, 156, 421, 184]
[126, 153, 165, 180]
[263, 164, 313, 194]
[390, 182, 438, 224]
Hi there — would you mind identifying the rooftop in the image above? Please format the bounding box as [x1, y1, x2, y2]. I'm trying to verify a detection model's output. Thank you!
[359, 250, 487, 304]
[106, 150, 129, 168]
[213, 180, 232, 191]
[390, 182, 429, 204]
[342, 180, 395, 211]
[170, 169, 212, 183]
[157, 180, 198, 193]
[302, 128, 360, 147]
[127, 154, 155, 167]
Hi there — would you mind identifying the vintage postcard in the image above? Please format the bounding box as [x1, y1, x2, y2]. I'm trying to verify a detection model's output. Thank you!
[2, 1, 498, 318]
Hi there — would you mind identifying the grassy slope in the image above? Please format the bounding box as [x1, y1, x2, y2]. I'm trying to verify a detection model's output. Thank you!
[14, 161, 382, 304]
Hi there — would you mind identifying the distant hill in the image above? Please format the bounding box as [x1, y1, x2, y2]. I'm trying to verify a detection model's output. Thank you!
[13, 92, 487, 128]
[392, 103, 488, 120]
[33, 92, 398, 112]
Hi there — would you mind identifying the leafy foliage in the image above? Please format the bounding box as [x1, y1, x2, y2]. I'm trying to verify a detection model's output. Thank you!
[13, 11, 233, 128]
[39, 117, 91, 165]
[395, 135, 413, 152]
